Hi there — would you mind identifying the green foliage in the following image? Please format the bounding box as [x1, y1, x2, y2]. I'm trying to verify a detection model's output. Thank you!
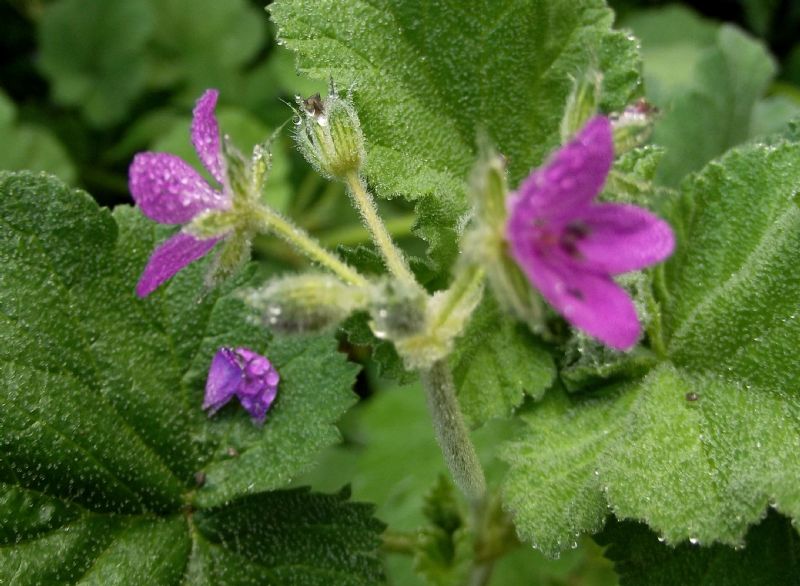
[599, 512, 800, 586]
[412, 477, 472, 586]
[624, 6, 800, 186]
[0, 171, 379, 579]
[38, 0, 154, 127]
[300, 383, 621, 586]
[145, 0, 265, 97]
[190, 487, 385, 585]
[270, 0, 642, 268]
[0, 90, 75, 182]
[37, 0, 267, 128]
[502, 140, 800, 556]
[450, 294, 555, 428]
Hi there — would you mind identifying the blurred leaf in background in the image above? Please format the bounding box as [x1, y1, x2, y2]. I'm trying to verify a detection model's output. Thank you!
[622, 5, 800, 186]
[38, 0, 154, 127]
[0, 88, 74, 181]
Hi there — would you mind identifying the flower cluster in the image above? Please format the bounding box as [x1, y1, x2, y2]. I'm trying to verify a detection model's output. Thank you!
[506, 116, 674, 350]
[203, 347, 280, 423]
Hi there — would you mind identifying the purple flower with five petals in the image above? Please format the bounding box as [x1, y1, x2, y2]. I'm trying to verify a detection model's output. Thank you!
[203, 347, 280, 424]
[506, 115, 675, 350]
[130, 89, 230, 297]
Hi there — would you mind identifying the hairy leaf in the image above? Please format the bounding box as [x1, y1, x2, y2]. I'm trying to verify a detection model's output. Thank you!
[0, 172, 375, 580]
[450, 294, 555, 428]
[502, 141, 800, 555]
[271, 0, 641, 269]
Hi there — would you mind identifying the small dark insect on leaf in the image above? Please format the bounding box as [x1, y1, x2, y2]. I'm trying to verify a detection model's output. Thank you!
[685, 392, 699, 402]
[194, 471, 207, 487]
[303, 93, 324, 117]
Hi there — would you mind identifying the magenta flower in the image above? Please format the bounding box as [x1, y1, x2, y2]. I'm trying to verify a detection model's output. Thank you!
[130, 89, 230, 297]
[506, 116, 674, 350]
[203, 347, 280, 424]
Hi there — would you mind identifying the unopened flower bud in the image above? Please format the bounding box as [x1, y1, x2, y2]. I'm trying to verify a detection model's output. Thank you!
[463, 148, 547, 334]
[611, 99, 659, 153]
[244, 273, 369, 333]
[560, 69, 602, 143]
[295, 90, 365, 180]
[369, 280, 427, 341]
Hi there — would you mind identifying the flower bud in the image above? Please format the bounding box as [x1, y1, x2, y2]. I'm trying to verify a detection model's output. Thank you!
[244, 273, 369, 333]
[560, 69, 602, 143]
[205, 232, 253, 288]
[463, 149, 547, 335]
[611, 99, 659, 153]
[369, 280, 427, 341]
[295, 90, 366, 180]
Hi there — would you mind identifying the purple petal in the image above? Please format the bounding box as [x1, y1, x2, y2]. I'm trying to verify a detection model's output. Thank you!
[576, 203, 675, 274]
[135, 232, 220, 297]
[191, 89, 224, 184]
[233, 347, 280, 423]
[129, 152, 229, 224]
[513, 116, 613, 221]
[519, 253, 641, 350]
[203, 348, 242, 415]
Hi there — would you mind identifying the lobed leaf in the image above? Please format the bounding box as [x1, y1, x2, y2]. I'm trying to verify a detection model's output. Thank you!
[0, 171, 376, 580]
[270, 0, 642, 271]
[502, 141, 800, 555]
[450, 293, 555, 428]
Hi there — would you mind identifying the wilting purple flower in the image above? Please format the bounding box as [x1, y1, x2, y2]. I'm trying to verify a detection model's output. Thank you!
[506, 116, 674, 350]
[130, 89, 230, 297]
[203, 347, 280, 424]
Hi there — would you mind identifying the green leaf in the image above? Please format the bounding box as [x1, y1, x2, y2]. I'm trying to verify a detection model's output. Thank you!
[502, 141, 800, 555]
[145, 0, 266, 97]
[190, 487, 385, 585]
[598, 512, 800, 586]
[412, 477, 472, 586]
[271, 0, 641, 269]
[0, 91, 76, 183]
[624, 6, 788, 186]
[0, 485, 385, 585]
[38, 0, 154, 127]
[0, 171, 373, 579]
[450, 293, 555, 428]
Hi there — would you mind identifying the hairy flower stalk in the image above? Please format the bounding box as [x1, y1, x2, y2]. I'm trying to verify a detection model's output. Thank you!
[295, 89, 418, 288]
[420, 360, 486, 508]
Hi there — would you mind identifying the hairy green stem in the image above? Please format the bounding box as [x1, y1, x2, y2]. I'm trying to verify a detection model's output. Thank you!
[252, 206, 367, 287]
[344, 172, 417, 286]
[320, 215, 415, 247]
[433, 265, 486, 332]
[419, 360, 487, 507]
[381, 530, 416, 555]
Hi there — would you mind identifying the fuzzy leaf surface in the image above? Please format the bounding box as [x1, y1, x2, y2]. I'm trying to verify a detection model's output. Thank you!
[270, 0, 641, 268]
[502, 142, 800, 555]
[450, 294, 555, 428]
[0, 172, 373, 580]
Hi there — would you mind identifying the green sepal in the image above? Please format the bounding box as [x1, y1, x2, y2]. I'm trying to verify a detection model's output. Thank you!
[560, 69, 602, 143]
[244, 273, 371, 333]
